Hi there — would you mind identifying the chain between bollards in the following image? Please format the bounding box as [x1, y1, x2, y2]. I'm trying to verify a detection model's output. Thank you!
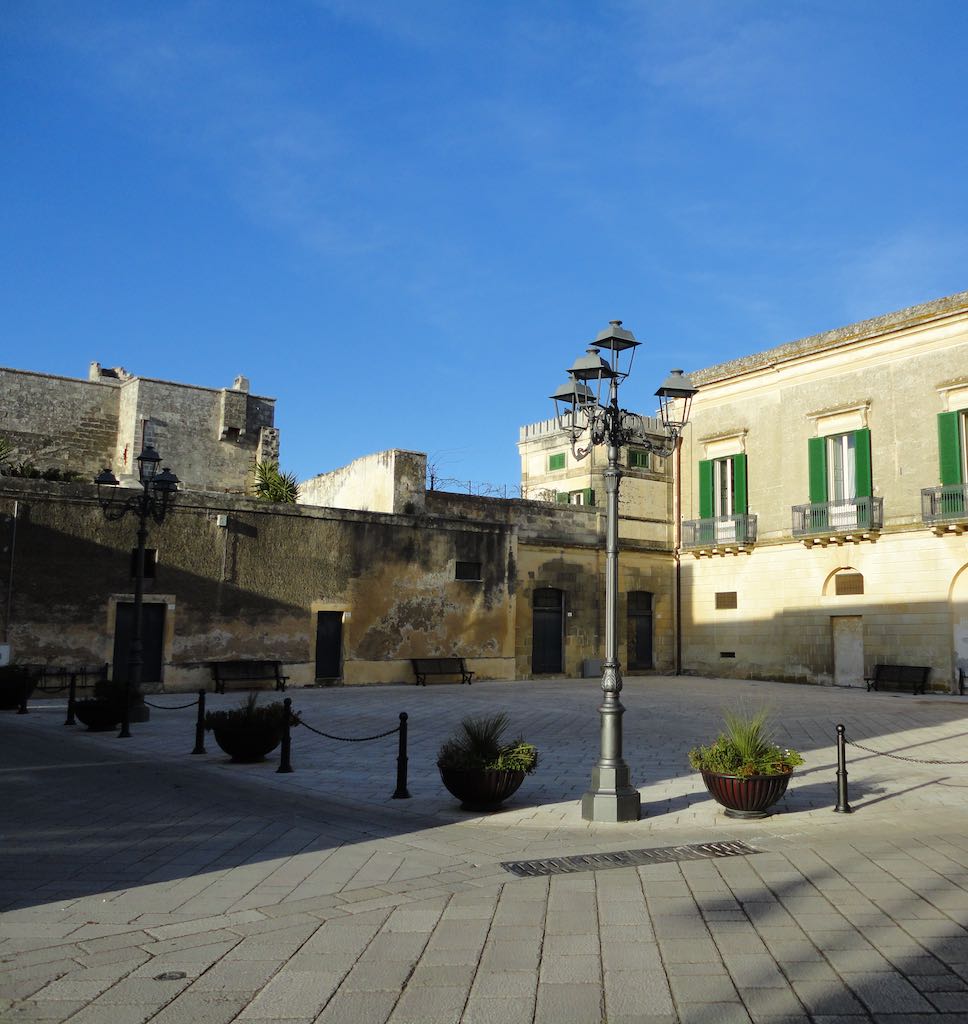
[277, 697, 294, 773]
[392, 712, 410, 799]
[834, 723, 852, 813]
[192, 690, 206, 755]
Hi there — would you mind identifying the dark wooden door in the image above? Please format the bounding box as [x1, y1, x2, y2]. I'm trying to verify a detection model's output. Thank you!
[627, 591, 653, 671]
[532, 588, 563, 674]
[315, 612, 343, 680]
[113, 602, 165, 683]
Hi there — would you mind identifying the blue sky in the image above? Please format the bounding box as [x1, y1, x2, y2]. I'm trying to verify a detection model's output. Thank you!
[3, 1, 967, 488]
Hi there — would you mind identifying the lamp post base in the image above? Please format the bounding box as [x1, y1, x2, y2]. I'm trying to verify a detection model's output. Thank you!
[581, 765, 641, 822]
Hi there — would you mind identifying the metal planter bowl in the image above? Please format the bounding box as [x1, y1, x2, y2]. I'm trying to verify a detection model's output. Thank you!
[73, 698, 122, 732]
[211, 724, 283, 763]
[700, 769, 792, 819]
[438, 765, 526, 811]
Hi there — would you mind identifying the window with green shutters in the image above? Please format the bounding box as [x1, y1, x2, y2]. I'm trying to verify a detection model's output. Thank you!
[807, 429, 872, 501]
[548, 452, 566, 471]
[628, 448, 649, 469]
[938, 411, 965, 485]
[698, 455, 748, 518]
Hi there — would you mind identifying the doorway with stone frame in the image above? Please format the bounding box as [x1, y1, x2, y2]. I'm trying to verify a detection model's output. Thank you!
[831, 615, 864, 687]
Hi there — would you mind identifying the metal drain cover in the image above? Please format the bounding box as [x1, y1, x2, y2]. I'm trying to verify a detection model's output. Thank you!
[501, 840, 759, 878]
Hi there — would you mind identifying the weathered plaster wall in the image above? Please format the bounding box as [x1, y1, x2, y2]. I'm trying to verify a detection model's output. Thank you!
[299, 450, 427, 513]
[0, 478, 518, 690]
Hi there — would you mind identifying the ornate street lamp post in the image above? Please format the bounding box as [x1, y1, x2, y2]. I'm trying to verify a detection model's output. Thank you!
[551, 320, 696, 821]
[95, 446, 179, 738]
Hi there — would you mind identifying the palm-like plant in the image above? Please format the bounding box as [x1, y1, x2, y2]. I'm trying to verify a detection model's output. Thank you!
[253, 460, 299, 503]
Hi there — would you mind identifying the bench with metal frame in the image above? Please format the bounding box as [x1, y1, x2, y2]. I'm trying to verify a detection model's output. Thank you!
[865, 664, 930, 695]
[410, 657, 474, 687]
[208, 660, 289, 694]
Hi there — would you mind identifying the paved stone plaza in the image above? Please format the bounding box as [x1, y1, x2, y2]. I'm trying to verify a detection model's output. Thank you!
[4, 675, 968, 1023]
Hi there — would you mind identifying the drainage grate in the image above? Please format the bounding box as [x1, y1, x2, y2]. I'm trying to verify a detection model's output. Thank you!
[501, 840, 759, 878]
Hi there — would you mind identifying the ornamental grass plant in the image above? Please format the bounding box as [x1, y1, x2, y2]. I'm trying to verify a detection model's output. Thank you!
[204, 692, 291, 731]
[437, 712, 539, 774]
[688, 706, 803, 778]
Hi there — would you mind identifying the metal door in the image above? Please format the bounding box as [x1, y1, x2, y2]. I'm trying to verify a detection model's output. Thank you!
[315, 611, 343, 680]
[832, 615, 864, 687]
[532, 588, 563, 674]
[627, 590, 654, 671]
[113, 602, 165, 683]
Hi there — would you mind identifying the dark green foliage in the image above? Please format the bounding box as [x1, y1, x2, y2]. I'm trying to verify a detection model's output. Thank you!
[253, 461, 299, 503]
[204, 693, 292, 730]
[437, 712, 538, 774]
[688, 706, 803, 777]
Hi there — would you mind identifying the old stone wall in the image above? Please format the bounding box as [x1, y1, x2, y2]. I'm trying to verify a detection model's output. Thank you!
[0, 366, 277, 495]
[0, 369, 119, 475]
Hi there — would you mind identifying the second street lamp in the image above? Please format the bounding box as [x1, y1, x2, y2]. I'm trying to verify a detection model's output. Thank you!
[95, 445, 179, 738]
[551, 320, 696, 822]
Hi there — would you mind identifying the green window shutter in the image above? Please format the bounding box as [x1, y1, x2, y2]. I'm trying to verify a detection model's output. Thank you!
[854, 428, 872, 498]
[698, 460, 714, 519]
[807, 437, 827, 503]
[938, 411, 964, 485]
[555, 491, 569, 504]
[583, 488, 595, 506]
[732, 454, 748, 515]
[548, 452, 565, 471]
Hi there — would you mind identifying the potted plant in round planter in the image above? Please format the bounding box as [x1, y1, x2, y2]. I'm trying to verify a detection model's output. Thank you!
[437, 712, 538, 811]
[0, 665, 36, 711]
[688, 707, 804, 819]
[74, 679, 127, 731]
[205, 694, 292, 762]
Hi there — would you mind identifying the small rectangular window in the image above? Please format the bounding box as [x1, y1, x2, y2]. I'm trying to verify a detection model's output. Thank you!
[715, 591, 738, 610]
[131, 548, 157, 579]
[548, 452, 566, 471]
[834, 573, 864, 596]
[629, 449, 650, 469]
[455, 561, 482, 581]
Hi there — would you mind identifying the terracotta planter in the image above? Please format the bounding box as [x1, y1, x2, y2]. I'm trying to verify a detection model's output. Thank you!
[74, 698, 122, 732]
[438, 765, 526, 811]
[211, 724, 283, 763]
[700, 769, 792, 819]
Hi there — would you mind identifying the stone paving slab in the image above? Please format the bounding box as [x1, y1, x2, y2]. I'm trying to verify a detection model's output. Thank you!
[5, 675, 968, 1021]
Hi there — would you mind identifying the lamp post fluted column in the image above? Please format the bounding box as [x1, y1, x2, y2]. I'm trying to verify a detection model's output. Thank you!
[95, 447, 179, 739]
[550, 320, 697, 823]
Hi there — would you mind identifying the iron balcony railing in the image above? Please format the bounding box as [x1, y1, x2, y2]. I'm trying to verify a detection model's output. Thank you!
[921, 484, 968, 524]
[792, 496, 883, 536]
[681, 514, 758, 548]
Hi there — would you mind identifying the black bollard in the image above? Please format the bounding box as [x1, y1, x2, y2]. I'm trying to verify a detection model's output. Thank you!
[65, 673, 77, 726]
[277, 697, 293, 773]
[834, 723, 853, 813]
[392, 712, 411, 799]
[192, 690, 206, 755]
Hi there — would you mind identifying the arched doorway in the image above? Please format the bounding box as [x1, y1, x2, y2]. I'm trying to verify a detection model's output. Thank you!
[532, 588, 564, 674]
[627, 591, 654, 671]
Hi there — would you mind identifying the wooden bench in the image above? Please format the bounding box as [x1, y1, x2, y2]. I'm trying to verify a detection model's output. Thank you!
[411, 657, 473, 687]
[209, 660, 288, 695]
[865, 664, 930, 695]
[959, 668, 966, 696]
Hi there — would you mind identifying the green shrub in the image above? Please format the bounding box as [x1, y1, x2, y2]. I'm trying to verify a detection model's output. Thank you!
[205, 693, 292, 730]
[437, 712, 538, 774]
[688, 706, 803, 777]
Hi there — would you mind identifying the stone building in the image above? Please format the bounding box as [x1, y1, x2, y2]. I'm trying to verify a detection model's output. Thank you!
[0, 363, 278, 493]
[0, 451, 673, 688]
[677, 290, 968, 690]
